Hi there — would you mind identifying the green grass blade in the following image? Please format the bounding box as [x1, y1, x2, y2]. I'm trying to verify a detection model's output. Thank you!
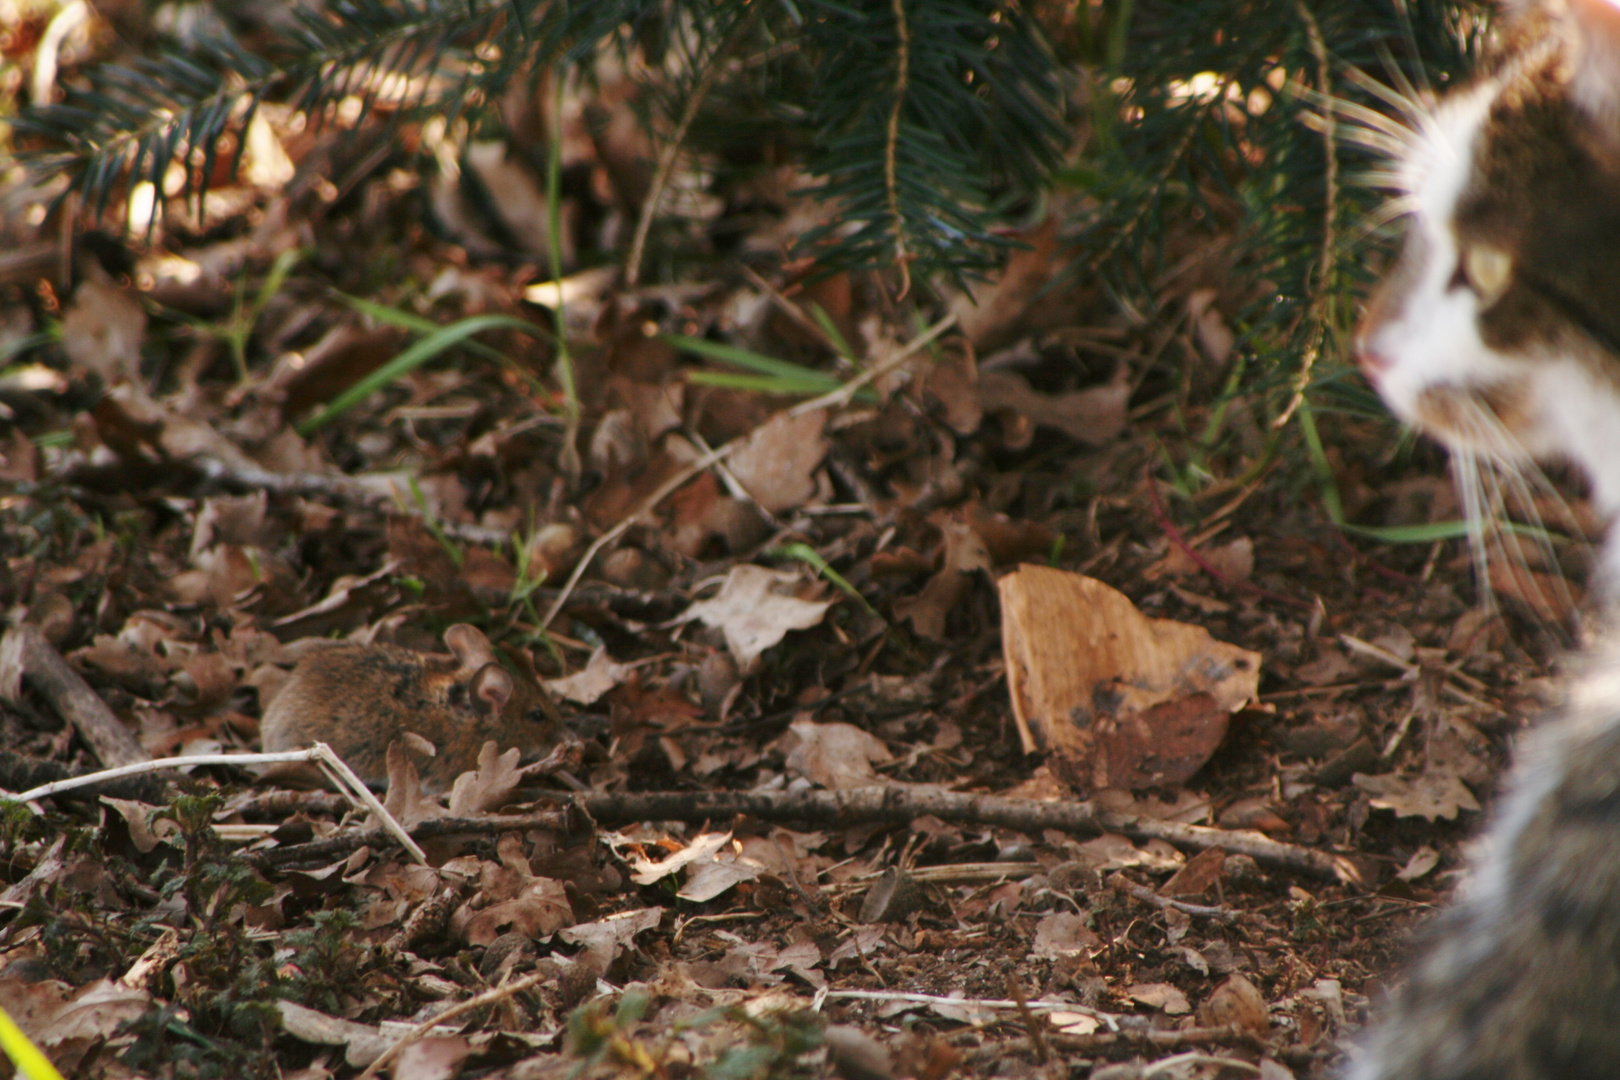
[296, 314, 545, 435]
[664, 334, 841, 384]
[765, 542, 878, 616]
[806, 302, 855, 361]
[685, 371, 843, 395]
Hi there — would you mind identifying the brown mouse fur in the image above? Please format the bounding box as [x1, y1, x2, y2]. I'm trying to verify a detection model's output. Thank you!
[260, 624, 561, 792]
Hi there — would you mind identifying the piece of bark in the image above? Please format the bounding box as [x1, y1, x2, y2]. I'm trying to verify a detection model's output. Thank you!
[0, 625, 148, 769]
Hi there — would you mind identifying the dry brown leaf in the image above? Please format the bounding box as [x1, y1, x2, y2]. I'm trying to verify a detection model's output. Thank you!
[725, 409, 830, 513]
[1000, 566, 1261, 790]
[949, 216, 1072, 350]
[1030, 912, 1101, 959]
[1188, 289, 1236, 364]
[1070, 834, 1183, 873]
[1353, 770, 1482, 821]
[1198, 974, 1269, 1035]
[446, 742, 527, 816]
[61, 274, 147, 382]
[977, 366, 1129, 447]
[680, 564, 834, 673]
[396, 1035, 474, 1080]
[782, 719, 893, 791]
[546, 647, 634, 705]
[557, 907, 664, 966]
[277, 1001, 391, 1067]
[915, 339, 982, 435]
[457, 875, 574, 944]
[38, 978, 152, 1045]
[1127, 982, 1191, 1015]
[1160, 845, 1226, 897]
[0, 429, 39, 485]
[100, 798, 179, 854]
[1396, 846, 1441, 882]
[627, 831, 733, 887]
[893, 517, 992, 641]
[678, 846, 768, 903]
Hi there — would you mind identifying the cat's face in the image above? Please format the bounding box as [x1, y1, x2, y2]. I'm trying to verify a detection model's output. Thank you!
[1356, 0, 1620, 520]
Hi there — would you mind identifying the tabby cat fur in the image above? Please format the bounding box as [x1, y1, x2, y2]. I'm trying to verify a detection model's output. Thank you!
[1352, 0, 1620, 1077]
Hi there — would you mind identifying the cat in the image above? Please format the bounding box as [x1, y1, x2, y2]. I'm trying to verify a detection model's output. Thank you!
[1350, 0, 1620, 1077]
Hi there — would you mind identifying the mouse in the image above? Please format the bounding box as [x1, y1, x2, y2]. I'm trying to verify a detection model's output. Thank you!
[259, 624, 563, 793]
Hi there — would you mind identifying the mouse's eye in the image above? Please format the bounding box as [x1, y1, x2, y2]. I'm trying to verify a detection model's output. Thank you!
[525, 707, 552, 724]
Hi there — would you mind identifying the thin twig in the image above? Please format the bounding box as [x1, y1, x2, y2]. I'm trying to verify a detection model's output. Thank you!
[1006, 976, 1051, 1065]
[579, 786, 1353, 880]
[1143, 468, 1314, 611]
[540, 438, 741, 630]
[1338, 633, 1500, 713]
[823, 989, 1125, 1026]
[1274, 0, 1338, 430]
[0, 744, 428, 864]
[1111, 875, 1236, 923]
[541, 312, 957, 629]
[735, 262, 841, 354]
[356, 969, 552, 1080]
[2, 750, 316, 804]
[884, 0, 914, 299]
[252, 810, 573, 870]
[625, 17, 749, 287]
[788, 311, 956, 417]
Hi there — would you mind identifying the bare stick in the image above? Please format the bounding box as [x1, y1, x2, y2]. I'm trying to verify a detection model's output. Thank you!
[578, 787, 1353, 882]
[308, 742, 428, 864]
[823, 988, 1129, 1025]
[252, 810, 573, 870]
[356, 969, 552, 1080]
[1112, 875, 1236, 922]
[1, 624, 147, 768]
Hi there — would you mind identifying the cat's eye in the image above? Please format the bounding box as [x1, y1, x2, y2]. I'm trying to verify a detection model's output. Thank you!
[1461, 244, 1514, 306]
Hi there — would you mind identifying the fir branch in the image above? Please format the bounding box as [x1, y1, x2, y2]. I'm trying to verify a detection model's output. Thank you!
[18, 0, 1066, 286]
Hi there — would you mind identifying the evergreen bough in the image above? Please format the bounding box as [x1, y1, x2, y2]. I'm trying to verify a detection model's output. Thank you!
[15, 0, 1482, 408]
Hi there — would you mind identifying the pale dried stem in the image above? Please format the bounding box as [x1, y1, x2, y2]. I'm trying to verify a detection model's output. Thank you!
[356, 969, 552, 1080]
[540, 312, 957, 629]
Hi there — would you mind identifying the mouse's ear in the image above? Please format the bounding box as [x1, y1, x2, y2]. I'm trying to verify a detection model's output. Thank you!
[444, 624, 497, 672]
[470, 663, 515, 716]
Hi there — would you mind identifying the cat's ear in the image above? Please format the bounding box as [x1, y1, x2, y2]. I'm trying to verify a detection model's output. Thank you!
[1565, 0, 1620, 124]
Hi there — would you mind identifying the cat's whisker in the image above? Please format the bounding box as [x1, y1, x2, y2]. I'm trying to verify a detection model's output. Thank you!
[1451, 448, 1497, 611]
[1338, 127, 1418, 158]
[1328, 95, 1421, 142]
[1343, 168, 1413, 192]
[1344, 199, 1419, 250]
[1341, 59, 1430, 121]
[1448, 397, 1582, 633]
